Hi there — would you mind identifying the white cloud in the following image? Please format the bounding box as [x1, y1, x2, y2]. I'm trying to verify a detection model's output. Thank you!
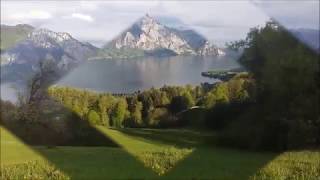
[79, 1, 100, 11]
[71, 13, 94, 22]
[10, 10, 52, 20]
[253, 1, 319, 30]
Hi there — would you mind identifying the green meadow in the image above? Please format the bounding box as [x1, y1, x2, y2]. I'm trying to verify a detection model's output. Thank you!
[1, 126, 319, 179]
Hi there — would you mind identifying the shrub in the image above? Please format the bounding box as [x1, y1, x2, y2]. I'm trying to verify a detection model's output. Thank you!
[205, 101, 249, 130]
[148, 108, 169, 127]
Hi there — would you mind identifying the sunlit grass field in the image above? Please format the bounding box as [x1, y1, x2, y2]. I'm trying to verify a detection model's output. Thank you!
[1, 126, 319, 179]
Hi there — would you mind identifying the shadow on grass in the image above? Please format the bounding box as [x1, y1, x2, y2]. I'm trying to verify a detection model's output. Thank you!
[117, 128, 278, 179]
[1, 105, 158, 179]
[162, 147, 277, 180]
[36, 145, 156, 179]
[1, 104, 277, 179]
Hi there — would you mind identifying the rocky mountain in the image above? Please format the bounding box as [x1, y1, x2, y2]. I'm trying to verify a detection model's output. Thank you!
[1, 25, 98, 84]
[105, 14, 224, 56]
[1, 26, 98, 69]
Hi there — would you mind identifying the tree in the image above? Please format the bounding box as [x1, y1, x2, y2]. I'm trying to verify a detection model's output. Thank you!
[222, 20, 320, 150]
[129, 100, 143, 127]
[138, 92, 154, 124]
[16, 59, 60, 124]
[227, 77, 250, 102]
[169, 96, 190, 114]
[87, 110, 100, 125]
[194, 86, 204, 99]
[126, 97, 143, 127]
[149, 108, 169, 127]
[203, 83, 229, 108]
[98, 95, 114, 127]
[225, 40, 247, 51]
[182, 91, 195, 108]
[111, 98, 128, 128]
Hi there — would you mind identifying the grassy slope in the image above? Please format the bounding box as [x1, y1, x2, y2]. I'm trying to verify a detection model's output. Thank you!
[1, 126, 319, 179]
[0, 127, 44, 164]
[1, 127, 154, 179]
[0, 25, 32, 50]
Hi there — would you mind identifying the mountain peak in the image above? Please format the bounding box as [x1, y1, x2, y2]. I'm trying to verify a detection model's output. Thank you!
[29, 28, 73, 43]
[143, 13, 154, 20]
[107, 15, 224, 56]
[139, 13, 159, 26]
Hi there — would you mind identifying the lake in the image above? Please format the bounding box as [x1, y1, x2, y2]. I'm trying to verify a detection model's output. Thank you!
[56, 54, 241, 93]
[0, 83, 19, 102]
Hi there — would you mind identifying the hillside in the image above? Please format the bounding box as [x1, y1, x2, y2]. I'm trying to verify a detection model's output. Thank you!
[0, 24, 34, 51]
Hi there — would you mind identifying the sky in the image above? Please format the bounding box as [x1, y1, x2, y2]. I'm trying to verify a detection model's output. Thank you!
[1, 1, 319, 47]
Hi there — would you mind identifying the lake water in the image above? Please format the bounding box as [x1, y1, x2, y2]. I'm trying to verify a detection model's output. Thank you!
[0, 83, 19, 102]
[57, 55, 241, 93]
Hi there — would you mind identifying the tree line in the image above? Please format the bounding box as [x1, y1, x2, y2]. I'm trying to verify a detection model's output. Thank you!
[47, 71, 252, 129]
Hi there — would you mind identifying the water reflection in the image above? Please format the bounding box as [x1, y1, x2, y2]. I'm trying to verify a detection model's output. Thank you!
[57, 55, 240, 93]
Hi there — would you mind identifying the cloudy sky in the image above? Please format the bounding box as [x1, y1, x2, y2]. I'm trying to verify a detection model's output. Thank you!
[1, 1, 319, 47]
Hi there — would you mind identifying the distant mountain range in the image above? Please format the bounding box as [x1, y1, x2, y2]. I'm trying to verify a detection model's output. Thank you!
[1, 14, 225, 69]
[1, 26, 97, 69]
[0, 24, 98, 84]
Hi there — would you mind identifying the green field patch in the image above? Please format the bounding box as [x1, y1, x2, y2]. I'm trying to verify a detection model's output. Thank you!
[252, 151, 320, 180]
[1, 126, 320, 179]
[0, 127, 45, 165]
[1, 160, 69, 180]
[96, 126, 195, 175]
